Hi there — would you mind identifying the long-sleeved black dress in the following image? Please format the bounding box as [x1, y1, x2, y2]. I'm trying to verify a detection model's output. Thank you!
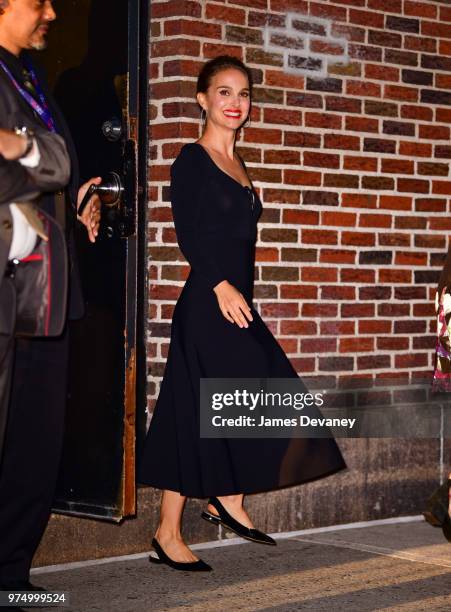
[138, 142, 346, 497]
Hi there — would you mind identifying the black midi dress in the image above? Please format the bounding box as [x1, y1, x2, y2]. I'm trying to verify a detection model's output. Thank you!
[138, 142, 346, 498]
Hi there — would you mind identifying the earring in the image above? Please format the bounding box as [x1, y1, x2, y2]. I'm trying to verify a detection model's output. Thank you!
[200, 108, 207, 126]
[244, 115, 251, 128]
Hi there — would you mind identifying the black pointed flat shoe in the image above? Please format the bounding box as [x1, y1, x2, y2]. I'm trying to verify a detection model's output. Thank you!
[149, 537, 212, 571]
[201, 497, 276, 545]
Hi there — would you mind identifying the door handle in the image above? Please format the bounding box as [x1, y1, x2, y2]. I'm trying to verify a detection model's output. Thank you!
[77, 171, 124, 216]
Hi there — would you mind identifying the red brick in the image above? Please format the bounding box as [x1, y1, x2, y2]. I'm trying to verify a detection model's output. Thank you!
[280, 285, 318, 299]
[379, 269, 412, 283]
[322, 212, 357, 227]
[441, 6, 451, 22]
[405, 35, 436, 53]
[264, 108, 303, 125]
[321, 286, 356, 300]
[280, 320, 317, 335]
[320, 321, 355, 335]
[440, 40, 451, 56]
[340, 269, 374, 282]
[432, 181, 451, 195]
[283, 210, 319, 225]
[320, 249, 356, 264]
[379, 196, 413, 210]
[255, 247, 279, 262]
[310, 40, 345, 55]
[301, 338, 336, 354]
[278, 339, 298, 354]
[305, 112, 342, 129]
[436, 74, 451, 89]
[401, 105, 433, 121]
[303, 152, 340, 169]
[341, 231, 376, 246]
[436, 108, 451, 124]
[359, 320, 392, 334]
[260, 303, 299, 318]
[150, 284, 181, 300]
[244, 127, 282, 144]
[302, 303, 338, 318]
[381, 159, 414, 174]
[151, 38, 200, 57]
[301, 267, 338, 282]
[349, 8, 384, 28]
[384, 84, 418, 102]
[161, 265, 190, 281]
[309, 2, 347, 21]
[270, 0, 307, 9]
[342, 193, 377, 209]
[150, 122, 198, 140]
[149, 207, 173, 222]
[359, 214, 391, 228]
[323, 134, 360, 151]
[340, 338, 374, 353]
[368, 0, 402, 12]
[344, 156, 378, 171]
[413, 303, 435, 317]
[206, 3, 245, 24]
[234, 0, 268, 7]
[265, 70, 305, 89]
[346, 81, 381, 98]
[151, 0, 202, 18]
[164, 19, 222, 38]
[377, 337, 409, 350]
[395, 354, 429, 368]
[399, 141, 432, 157]
[405, 1, 437, 19]
[415, 198, 446, 212]
[365, 64, 400, 82]
[421, 21, 451, 39]
[302, 229, 338, 245]
[419, 125, 450, 140]
[264, 189, 300, 204]
[285, 170, 321, 186]
[345, 116, 379, 133]
[203, 43, 243, 59]
[264, 150, 300, 165]
[341, 303, 375, 317]
[395, 252, 427, 265]
[397, 177, 431, 193]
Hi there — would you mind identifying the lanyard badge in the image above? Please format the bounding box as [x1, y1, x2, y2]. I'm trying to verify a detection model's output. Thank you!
[0, 58, 57, 133]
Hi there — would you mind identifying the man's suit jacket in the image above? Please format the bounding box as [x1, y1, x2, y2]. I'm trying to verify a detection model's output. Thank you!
[0, 47, 84, 317]
[0, 126, 70, 279]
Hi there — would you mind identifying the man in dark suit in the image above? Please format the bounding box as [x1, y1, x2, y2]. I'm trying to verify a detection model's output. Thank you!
[0, 0, 101, 591]
[0, 125, 70, 459]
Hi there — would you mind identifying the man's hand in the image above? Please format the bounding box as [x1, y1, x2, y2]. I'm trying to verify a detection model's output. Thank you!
[77, 177, 102, 243]
[0, 128, 28, 160]
[213, 280, 253, 328]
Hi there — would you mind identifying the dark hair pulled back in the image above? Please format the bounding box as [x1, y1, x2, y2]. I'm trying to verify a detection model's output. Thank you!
[196, 55, 253, 95]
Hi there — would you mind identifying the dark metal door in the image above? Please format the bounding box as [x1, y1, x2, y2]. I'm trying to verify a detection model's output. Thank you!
[37, 0, 148, 521]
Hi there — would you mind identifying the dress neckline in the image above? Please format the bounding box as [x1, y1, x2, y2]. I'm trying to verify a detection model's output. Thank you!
[193, 142, 253, 190]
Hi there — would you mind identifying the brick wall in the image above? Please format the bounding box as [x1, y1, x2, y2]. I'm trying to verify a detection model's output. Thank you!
[147, 0, 451, 413]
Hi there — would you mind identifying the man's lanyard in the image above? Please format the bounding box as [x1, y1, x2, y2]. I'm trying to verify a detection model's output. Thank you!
[0, 58, 57, 133]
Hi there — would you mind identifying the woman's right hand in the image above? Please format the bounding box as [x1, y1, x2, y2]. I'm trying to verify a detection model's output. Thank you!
[213, 280, 253, 328]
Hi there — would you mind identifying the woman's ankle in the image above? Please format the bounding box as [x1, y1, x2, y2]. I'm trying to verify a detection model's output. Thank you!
[155, 524, 183, 541]
[217, 494, 243, 508]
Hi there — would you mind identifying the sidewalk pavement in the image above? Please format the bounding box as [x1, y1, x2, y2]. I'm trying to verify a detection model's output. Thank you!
[30, 517, 451, 611]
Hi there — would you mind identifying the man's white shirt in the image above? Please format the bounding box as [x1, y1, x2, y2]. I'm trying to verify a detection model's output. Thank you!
[8, 138, 40, 260]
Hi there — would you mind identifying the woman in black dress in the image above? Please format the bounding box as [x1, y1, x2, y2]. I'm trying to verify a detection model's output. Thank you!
[139, 56, 346, 571]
